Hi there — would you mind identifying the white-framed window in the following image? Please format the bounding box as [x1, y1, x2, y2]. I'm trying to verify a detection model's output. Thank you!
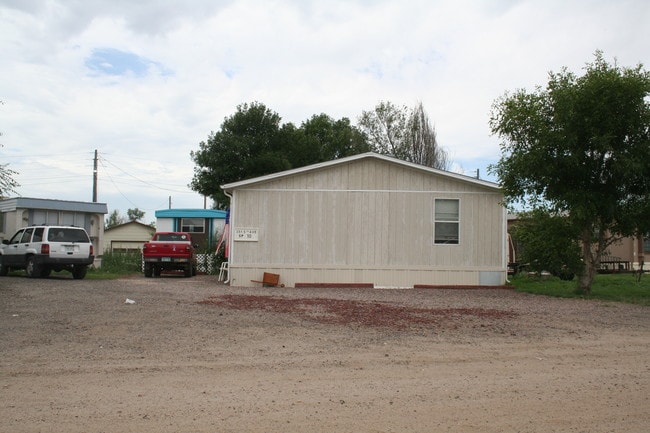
[181, 218, 205, 233]
[434, 198, 459, 245]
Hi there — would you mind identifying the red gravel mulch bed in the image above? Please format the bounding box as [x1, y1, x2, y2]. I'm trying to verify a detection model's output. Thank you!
[199, 295, 517, 329]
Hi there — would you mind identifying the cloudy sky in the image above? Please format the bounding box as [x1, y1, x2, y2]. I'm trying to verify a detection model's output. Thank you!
[1, 0, 648, 223]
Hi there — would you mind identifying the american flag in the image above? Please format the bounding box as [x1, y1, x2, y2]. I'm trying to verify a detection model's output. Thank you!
[216, 209, 230, 258]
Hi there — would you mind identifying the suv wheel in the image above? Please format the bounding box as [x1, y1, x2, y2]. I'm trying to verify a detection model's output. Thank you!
[0, 258, 8, 276]
[25, 256, 41, 278]
[72, 265, 88, 280]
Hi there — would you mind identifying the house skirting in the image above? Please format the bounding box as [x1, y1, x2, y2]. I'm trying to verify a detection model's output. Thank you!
[227, 265, 507, 289]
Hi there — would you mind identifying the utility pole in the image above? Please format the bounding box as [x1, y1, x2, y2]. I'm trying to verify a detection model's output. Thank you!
[93, 149, 98, 202]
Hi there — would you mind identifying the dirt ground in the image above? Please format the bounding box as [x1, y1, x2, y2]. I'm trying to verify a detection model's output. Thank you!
[1, 274, 648, 433]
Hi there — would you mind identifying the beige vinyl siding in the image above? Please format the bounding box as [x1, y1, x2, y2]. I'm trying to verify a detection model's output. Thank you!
[257, 158, 476, 192]
[227, 156, 505, 287]
[233, 193, 502, 266]
[103, 223, 155, 252]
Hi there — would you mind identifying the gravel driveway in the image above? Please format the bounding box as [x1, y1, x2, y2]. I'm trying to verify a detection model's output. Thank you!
[1, 274, 648, 432]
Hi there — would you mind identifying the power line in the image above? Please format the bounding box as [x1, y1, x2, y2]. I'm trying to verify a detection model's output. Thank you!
[99, 154, 194, 194]
[9, 149, 202, 212]
[2, 151, 95, 161]
[18, 174, 91, 181]
[97, 158, 144, 209]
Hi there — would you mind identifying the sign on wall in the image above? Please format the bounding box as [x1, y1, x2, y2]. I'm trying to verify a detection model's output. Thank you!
[234, 228, 259, 242]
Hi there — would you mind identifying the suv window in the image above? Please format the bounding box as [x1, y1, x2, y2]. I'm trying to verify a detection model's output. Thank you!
[33, 227, 44, 242]
[47, 228, 90, 243]
[20, 228, 34, 243]
[8, 229, 25, 245]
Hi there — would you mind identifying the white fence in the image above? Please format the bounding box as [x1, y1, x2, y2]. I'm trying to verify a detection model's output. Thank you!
[195, 253, 219, 274]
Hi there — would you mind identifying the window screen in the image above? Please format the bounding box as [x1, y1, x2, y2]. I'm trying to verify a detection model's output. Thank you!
[434, 199, 459, 244]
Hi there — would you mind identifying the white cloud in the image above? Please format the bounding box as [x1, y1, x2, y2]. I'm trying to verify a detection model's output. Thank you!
[1, 0, 649, 222]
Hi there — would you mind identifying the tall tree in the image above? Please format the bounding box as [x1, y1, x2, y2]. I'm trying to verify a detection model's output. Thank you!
[127, 208, 145, 222]
[358, 101, 408, 157]
[0, 148, 18, 199]
[190, 102, 291, 208]
[358, 101, 449, 170]
[408, 102, 449, 169]
[1, 101, 19, 198]
[105, 210, 125, 229]
[190, 105, 371, 208]
[489, 52, 650, 294]
[299, 114, 370, 163]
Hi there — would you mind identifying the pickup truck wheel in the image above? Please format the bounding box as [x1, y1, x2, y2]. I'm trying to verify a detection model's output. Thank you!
[25, 256, 41, 278]
[0, 258, 8, 276]
[153, 265, 161, 277]
[72, 265, 87, 280]
[184, 264, 192, 278]
[40, 267, 52, 278]
[144, 263, 153, 278]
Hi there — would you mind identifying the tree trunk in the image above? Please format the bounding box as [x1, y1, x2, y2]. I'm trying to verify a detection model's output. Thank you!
[578, 261, 596, 295]
[578, 227, 607, 295]
[578, 228, 597, 294]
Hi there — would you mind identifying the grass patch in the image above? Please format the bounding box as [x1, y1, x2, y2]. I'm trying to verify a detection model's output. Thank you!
[84, 251, 143, 279]
[511, 273, 650, 306]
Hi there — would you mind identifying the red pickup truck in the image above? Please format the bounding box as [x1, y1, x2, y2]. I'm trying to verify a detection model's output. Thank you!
[142, 232, 197, 277]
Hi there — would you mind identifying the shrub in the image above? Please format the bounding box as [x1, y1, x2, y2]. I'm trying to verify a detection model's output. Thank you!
[99, 250, 143, 274]
[512, 209, 582, 279]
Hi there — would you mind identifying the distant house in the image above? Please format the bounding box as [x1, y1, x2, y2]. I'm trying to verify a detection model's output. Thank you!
[103, 221, 156, 253]
[221, 152, 507, 288]
[155, 208, 227, 250]
[598, 234, 647, 271]
[0, 197, 108, 264]
[507, 215, 647, 273]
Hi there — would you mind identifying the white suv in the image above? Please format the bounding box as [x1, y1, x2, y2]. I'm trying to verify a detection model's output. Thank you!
[0, 225, 94, 279]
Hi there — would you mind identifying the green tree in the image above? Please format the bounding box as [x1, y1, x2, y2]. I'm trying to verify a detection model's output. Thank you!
[298, 114, 370, 163]
[0, 149, 18, 199]
[490, 52, 650, 294]
[127, 208, 145, 222]
[190, 102, 291, 208]
[512, 210, 583, 280]
[358, 101, 449, 170]
[105, 209, 125, 229]
[190, 104, 371, 208]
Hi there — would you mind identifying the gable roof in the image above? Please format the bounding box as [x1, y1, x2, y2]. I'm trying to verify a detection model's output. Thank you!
[104, 220, 156, 233]
[221, 152, 500, 192]
[155, 208, 227, 219]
